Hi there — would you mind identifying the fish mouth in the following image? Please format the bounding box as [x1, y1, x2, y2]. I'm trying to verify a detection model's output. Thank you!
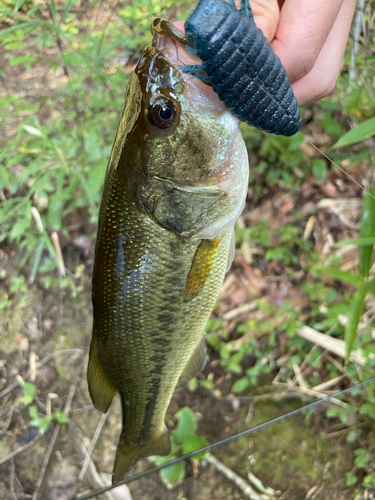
[150, 18, 226, 111]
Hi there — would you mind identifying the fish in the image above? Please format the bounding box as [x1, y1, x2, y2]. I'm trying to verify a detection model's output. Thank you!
[182, 0, 302, 136]
[88, 18, 249, 484]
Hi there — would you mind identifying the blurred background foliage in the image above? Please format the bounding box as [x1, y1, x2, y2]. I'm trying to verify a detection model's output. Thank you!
[0, 0, 375, 496]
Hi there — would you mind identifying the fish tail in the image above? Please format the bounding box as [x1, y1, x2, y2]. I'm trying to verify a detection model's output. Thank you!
[112, 429, 171, 484]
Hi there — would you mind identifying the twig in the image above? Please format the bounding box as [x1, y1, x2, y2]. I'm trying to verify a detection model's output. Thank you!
[203, 453, 271, 500]
[292, 363, 309, 391]
[272, 382, 349, 409]
[247, 472, 278, 497]
[72, 424, 115, 500]
[32, 384, 76, 500]
[10, 458, 17, 500]
[29, 350, 37, 382]
[0, 407, 14, 435]
[0, 434, 43, 466]
[295, 326, 372, 366]
[79, 411, 109, 481]
[222, 301, 258, 321]
[312, 375, 347, 392]
[72, 404, 95, 414]
[51, 231, 66, 278]
[0, 349, 82, 399]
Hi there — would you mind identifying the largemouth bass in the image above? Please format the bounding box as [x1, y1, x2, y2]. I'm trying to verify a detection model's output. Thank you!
[88, 19, 249, 484]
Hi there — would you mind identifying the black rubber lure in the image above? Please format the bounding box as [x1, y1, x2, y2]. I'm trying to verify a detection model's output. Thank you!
[182, 0, 302, 136]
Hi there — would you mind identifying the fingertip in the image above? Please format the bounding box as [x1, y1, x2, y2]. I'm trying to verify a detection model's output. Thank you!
[251, 0, 280, 42]
[173, 20, 185, 33]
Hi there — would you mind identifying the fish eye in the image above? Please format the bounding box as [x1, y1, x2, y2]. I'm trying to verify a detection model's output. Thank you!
[150, 100, 176, 129]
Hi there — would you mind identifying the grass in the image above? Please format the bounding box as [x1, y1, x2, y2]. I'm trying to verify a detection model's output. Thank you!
[0, 0, 375, 497]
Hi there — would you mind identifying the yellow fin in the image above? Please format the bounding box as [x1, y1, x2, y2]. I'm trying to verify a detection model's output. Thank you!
[226, 229, 235, 273]
[87, 340, 117, 413]
[181, 336, 206, 381]
[112, 429, 171, 484]
[184, 237, 222, 302]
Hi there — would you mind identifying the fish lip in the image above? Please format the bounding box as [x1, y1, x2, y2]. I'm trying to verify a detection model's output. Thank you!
[151, 18, 194, 50]
[150, 19, 228, 111]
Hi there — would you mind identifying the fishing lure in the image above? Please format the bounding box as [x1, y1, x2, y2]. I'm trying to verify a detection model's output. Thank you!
[182, 0, 302, 136]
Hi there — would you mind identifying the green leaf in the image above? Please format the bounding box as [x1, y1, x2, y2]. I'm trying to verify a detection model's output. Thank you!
[160, 462, 185, 488]
[54, 409, 69, 424]
[10, 219, 31, 241]
[10, 55, 29, 66]
[326, 406, 339, 418]
[346, 471, 357, 486]
[320, 268, 364, 287]
[50, 0, 58, 23]
[312, 159, 327, 180]
[0, 20, 43, 37]
[232, 377, 250, 393]
[34, 415, 52, 434]
[28, 405, 38, 419]
[334, 237, 375, 247]
[318, 117, 342, 137]
[61, 0, 75, 23]
[346, 429, 359, 443]
[359, 403, 375, 418]
[19, 381, 36, 405]
[354, 448, 368, 469]
[345, 284, 368, 360]
[29, 241, 45, 284]
[332, 117, 375, 148]
[174, 407, 197, 446]
[15, 0, 26, 11]
[181, 435, 208, 460]
[359, 187, 375, 278]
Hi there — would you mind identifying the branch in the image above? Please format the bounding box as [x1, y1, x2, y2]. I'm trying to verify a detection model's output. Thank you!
[203, 453, 273, 500]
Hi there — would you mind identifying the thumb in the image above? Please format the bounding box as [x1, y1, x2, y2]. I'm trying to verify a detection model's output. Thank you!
[250, 0, 280, 42]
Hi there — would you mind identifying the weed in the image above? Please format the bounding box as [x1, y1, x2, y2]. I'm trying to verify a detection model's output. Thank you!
[150, 407, 208, 488]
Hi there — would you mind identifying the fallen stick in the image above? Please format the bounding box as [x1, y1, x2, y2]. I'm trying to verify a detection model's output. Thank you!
[295, 326, 371, 366]
[0, 434, 43, 466]
[72, 425, 115, 500]
[79, 411, 109, 481]
[203, 452, 273, 500]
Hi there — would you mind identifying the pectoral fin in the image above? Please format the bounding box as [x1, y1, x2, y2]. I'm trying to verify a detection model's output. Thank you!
[226, 229, 236, 273]
[184, 237, 222, 302]
[87, 339, 117, 413]
[181, 336, 207, 381]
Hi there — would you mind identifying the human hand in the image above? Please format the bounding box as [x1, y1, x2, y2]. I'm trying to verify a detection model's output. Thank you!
[175, 0, 356, 106]
[252, 0, 357, 106]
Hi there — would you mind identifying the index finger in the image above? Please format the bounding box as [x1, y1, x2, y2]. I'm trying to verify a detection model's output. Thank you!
[271, 0, 344, 83]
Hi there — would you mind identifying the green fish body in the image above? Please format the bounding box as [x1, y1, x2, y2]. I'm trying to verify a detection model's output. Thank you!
[88, 20, 249, 484]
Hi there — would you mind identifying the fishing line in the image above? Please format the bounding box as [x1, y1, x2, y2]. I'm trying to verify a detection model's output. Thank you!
[74, 376, 375, 500]
[298, 131, 375, 201]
